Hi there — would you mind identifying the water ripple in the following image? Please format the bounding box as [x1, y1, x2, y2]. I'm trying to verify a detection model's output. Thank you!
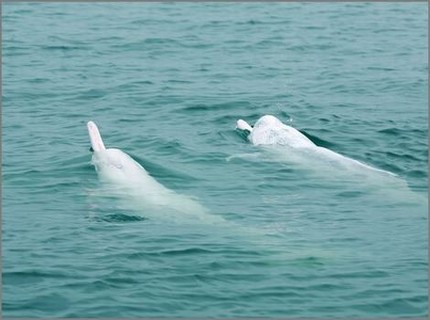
[3, 2, 427, 318]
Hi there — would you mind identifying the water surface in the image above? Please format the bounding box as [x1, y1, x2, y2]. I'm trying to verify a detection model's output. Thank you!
[2, 2, 428, 317]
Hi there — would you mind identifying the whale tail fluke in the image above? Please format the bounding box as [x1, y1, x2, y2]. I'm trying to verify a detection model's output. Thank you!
[236, 119, 253, 132]
[87, 121, 106, 152]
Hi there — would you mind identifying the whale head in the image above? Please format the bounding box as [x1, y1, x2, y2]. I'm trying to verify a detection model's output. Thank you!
[236, 119, 253, 133]
[91, 148, 149, 186]
[87, 121, 151, 186]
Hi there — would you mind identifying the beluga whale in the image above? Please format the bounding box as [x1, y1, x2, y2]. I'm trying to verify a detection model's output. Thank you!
[87, 121, 223, 224]
[235, 115, 396, 178]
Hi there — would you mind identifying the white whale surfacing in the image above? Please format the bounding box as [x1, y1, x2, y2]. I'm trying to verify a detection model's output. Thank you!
[236, 115, 398, 179]
[87, 121, 222, 224]
[235, 115, 429, 205]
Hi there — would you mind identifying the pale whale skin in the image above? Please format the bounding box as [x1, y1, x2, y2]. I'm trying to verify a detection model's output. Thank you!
[236, 115, 395, 176]
[87, 121, 220, 222]
[246, 115, 315, 148]
[91, 147, 159, 188]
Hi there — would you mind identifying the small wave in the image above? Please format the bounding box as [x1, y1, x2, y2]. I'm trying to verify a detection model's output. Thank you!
[181, 100, 252, 113]
[3, 270, 72, 285]
[74, 88, 108, 100]
[111, 38, 179, 51]
[40, 45, 88, 51]
[92, 213, 147, 223]
[378, 127, 403, 135]
[350, 297, 426, 315]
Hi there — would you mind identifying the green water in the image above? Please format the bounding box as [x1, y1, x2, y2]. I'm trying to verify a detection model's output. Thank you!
[2, 2, 428, 317]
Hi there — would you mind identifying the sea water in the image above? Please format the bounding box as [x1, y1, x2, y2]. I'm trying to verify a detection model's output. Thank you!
[2, 2, 428, 317]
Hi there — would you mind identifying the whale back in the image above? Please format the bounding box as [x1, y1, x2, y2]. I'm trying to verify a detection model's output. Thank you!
[249, 115, 315, 148]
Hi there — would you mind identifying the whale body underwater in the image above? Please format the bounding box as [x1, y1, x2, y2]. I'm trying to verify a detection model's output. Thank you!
[236, 115, 396, 178]
[87, 121, 222, 223]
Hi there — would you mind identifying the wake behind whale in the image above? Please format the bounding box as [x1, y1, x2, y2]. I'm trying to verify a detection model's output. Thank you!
[87, 121, 223, 224]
